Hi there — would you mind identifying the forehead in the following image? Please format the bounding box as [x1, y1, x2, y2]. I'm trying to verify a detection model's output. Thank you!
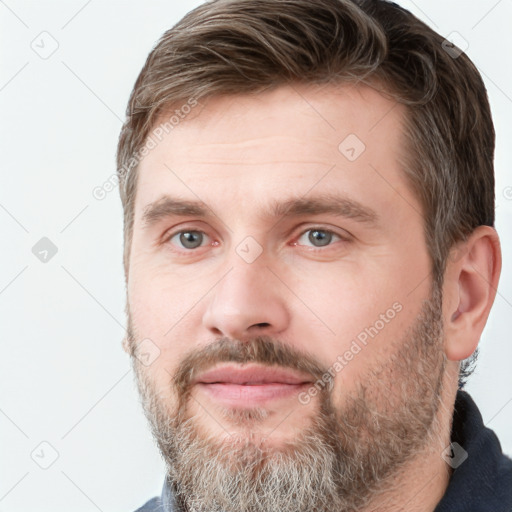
[134, 83, 413, 221]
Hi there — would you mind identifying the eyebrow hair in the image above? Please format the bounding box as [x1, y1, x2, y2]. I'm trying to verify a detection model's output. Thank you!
[141, 193, 379, 229]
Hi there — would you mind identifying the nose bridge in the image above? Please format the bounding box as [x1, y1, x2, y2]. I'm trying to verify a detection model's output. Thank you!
[202, 247, 289, 339]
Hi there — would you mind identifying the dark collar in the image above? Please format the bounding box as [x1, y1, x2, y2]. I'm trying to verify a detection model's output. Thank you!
[434, 390, 512, 511]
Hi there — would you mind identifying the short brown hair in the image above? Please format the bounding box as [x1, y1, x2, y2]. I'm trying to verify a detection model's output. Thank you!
[117, 0, 495, 287]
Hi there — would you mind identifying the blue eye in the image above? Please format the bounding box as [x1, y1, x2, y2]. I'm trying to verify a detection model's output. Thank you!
[169, 230, 207, 249]
[165, 227, 344, 253]
[297, 229, 342, 248]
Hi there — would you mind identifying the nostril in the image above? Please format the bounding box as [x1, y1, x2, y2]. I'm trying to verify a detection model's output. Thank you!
[254, 322, 271, 328]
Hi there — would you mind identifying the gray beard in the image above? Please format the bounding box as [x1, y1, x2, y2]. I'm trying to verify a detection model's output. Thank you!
[130, 285, 446, 512]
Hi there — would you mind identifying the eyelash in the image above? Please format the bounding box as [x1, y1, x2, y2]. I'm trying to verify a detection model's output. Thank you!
[163, 226, 349, 254]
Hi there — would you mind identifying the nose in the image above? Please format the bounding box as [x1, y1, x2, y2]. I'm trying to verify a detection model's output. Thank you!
[202, 257, 290, 341]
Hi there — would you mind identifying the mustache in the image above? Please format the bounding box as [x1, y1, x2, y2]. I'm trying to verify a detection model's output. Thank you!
[172, 335, 329, 397]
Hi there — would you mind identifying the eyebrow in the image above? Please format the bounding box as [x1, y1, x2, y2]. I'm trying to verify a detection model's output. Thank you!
[141, 193, 379, 229]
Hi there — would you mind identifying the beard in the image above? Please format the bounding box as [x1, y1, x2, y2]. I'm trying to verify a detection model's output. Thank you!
[128, 283, 447, 512]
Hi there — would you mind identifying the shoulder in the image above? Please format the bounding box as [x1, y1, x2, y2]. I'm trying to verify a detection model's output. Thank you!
[132, 496, 163, 512]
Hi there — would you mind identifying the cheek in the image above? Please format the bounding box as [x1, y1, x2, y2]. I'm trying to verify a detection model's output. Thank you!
[128, 276, 218, 393]
[287, 259, 420, 386]
[288, 258, 395, 330]
[127, 278, 180, 376]
[128, 262, 195, 337]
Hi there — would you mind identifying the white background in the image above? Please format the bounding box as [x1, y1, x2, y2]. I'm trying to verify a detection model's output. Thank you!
[1, 1, 511, 511]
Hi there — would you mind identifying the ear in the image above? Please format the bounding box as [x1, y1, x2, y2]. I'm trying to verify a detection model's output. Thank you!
[122, 336, 131, 355]
[442, 226, 501, 361]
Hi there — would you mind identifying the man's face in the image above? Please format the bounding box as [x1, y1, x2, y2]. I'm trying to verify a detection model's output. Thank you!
[126, 84, 448, 511]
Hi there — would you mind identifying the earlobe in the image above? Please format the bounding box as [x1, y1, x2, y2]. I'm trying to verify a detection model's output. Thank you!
[122, 336, 131, 355]
[443, 226, 501, 362]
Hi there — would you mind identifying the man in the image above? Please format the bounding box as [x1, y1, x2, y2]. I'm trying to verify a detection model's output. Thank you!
[117, 0, 512, 510]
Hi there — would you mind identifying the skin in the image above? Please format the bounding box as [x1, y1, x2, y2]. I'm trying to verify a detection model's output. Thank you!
[124, 83, 501, 511]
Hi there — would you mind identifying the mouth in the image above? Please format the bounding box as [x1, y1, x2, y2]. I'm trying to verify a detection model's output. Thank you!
[192, 364, 313, 405]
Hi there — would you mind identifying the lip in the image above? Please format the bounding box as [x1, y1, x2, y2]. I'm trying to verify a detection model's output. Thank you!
[192, 364, 313, 386]
[192, 364, 314, 406]
[196, 382, 311, 404]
